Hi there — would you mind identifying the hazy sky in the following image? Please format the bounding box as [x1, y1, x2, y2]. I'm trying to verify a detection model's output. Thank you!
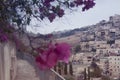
[27, 0, 120, 34]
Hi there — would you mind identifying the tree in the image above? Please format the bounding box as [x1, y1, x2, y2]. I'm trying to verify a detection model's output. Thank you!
[91, 48, 96, 52]
[0, 0, 95, 26]
[90, 62, 102, 78]
[74, 45, 81, 53]
[69, 62, 73, 75]
[64, 63, 68, 75]
[87, 67, 90, 80]
[107, 40, 115, 46]
[84, 68, 87, 80]
[58, 62, 62, 75]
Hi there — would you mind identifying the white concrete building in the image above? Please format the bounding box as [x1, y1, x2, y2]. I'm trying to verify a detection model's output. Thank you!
[108, 56, 120, 78]
[100, 56, 120, 79]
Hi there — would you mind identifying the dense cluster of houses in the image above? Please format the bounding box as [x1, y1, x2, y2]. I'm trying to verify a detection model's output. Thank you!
[70, 14, 120, 80]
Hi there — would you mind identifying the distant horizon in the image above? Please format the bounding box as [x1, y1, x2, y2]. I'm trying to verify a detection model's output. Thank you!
[51, 14, 120, 33]
[28, 14, 120, 34]
[27, 0, 120, 34]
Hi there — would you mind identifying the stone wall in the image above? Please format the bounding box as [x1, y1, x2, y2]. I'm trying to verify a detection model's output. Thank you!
[0, 41, 65, 80]
[0, 42, 17, 80]
[16, 52, 65, 80]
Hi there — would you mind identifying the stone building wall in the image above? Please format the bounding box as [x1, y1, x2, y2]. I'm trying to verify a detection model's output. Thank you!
[0, 41, 65, 80]
[0, 42, 17, 80]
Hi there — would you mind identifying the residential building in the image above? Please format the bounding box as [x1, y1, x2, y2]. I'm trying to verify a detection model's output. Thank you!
[108, 56, 120, 79]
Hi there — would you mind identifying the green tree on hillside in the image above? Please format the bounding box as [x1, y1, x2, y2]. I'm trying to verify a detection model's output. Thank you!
[90, 62, 102, 78]
[74, 45, 81, 53]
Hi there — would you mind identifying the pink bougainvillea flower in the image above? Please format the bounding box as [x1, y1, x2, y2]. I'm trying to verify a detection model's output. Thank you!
[46, 50, 58, 68]
[0, 34, 8, 42]
[74, 0, 83, 6]
[35, 42, 71, 70]
[46, 43, 58, 68]
[55, 43, 71, 63]
[35, 44, 57, 70]
[48, 13, 56, 22]
[57, 9, 64, 17]
[82, 0, 95, 11]
[36, 54, 49, 70]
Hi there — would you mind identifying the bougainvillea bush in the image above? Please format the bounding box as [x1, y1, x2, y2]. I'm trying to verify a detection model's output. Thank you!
[36, 42, 71, 69]
[0, 0, 95, 70]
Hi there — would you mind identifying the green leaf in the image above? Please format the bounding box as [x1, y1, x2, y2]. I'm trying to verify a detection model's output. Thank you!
[27, 17, 31, 25]
[17, 19, 22, 26]
[33, 0, 37, 4]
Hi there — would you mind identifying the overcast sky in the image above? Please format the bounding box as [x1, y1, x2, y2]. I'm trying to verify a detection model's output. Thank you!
[27, 0, 120, 34]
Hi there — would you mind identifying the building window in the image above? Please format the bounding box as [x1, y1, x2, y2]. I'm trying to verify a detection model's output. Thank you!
[101, 32, 105, 36]
[100, 50, 103, 54]
[97, 45, 100, 47]
[110, 69, 112, 71]
[118, 50, 120, 53]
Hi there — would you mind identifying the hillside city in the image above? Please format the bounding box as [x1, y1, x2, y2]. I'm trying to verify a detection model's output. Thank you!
[1, 0, 120, 80]
[54, 14, 120, 80]
[1, 14, 120, 80]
